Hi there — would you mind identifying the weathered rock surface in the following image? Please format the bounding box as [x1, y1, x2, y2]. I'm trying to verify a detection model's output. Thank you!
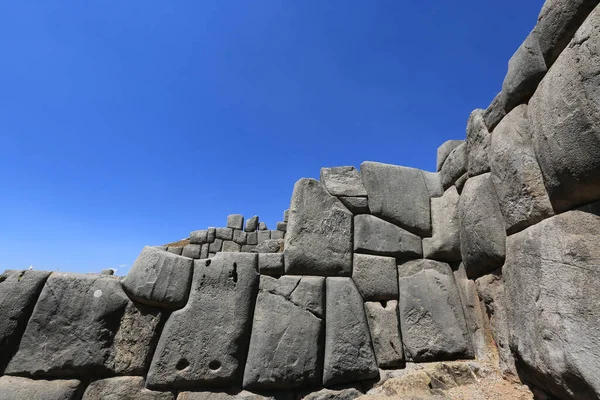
[440, 143, 467, 190]
[502, 31, 547, 112]
[83, 377, 173, 400]
[243, 275, 324, 389]
[529, 7, 600, 212]
[422, 186, 461, 262]
[364, 301, 404, 368]
[178, 391, 293, 400]
[490, 104, 553, 234]
[398, 260, 473, 362]
[324, 278, 378, 386]
[284, 178, 353, 277]
[190, 230, 208, 245]
[339, 196, 370, 214]
[227, 214, 244, 230]
[484, 92, 507, 132]
[5, 273, 129, 377]
[0, 269, 51, 372]
[352, 254, 398, 301]
[437, 140, 464, 172]
[361, 162, 439, 236]
[458, 173, 506, 278]
[302, 388, 363, 400]
[320, 166, 367, 197]
[256, 239, 283, 254]
[353, 214, 422, 259]
[246, 216, 259, 232]
[0, 375, 81, 400]
[504, 208, 600, 399]
[122, 246, 194, 308]
[466, 109, 492, 177]
[182, 244, 202, 259]
[147, 253, 260, 389]
[258, 253, 284, 275]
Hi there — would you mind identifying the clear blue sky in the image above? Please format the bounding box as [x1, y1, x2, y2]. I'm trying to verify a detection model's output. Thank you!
[0, 1, 545, 274]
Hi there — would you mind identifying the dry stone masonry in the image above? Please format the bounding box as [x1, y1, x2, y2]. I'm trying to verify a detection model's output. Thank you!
[1, 1, 600, 399]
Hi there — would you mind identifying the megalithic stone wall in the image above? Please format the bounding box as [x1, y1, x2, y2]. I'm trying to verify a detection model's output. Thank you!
[2, 1, 600, 399]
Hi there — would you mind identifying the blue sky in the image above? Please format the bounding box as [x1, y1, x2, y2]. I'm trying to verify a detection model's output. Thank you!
[0, 1, 545, 274]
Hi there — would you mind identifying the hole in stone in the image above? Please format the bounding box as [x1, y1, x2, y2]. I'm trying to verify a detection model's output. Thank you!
[231, 262, 238, 283]
[380, 300, 388, 308]
[205, 259, 211, 267]
[209, 360, 221, 371]
[176, 358, 190, 370]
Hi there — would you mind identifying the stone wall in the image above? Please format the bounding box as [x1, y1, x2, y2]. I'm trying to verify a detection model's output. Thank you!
[1, 1, 600, 399]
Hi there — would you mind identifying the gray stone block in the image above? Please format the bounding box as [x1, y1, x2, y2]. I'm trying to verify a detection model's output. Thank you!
[123, 246, 194, 308]
[259, 222, 268, 230]
[209, 239, 223, 253]
[364, 301, 404, 368]
[354, 214, 422, 259]
[233, 229, 247, 245]
[101, 268, 114, 275]
[270, 230, 284, 240]
[83, 376, 173, 400]
[256, 239, 283, 254]
[0, 376, 81, 400]
[440, 143, 467, 190]
[216, 227, 234, 241]
[398, 260, 473, 362]
[284, 209, 289, 223]
[502, 30, 547, 112]
[352, 254, 398, 301]
[227, 214, 244, 230]
[182, 244, 202, 259]
[483, 92, 507, 132]
[247, 231, 258, 245]
[285, 179, 353, 277]
[323, 277, 378, 386]
[222, 241, 241, 252]
[529, 7, 600, 213]
[437, 140, 464, 172]
[338, 196, 370, 214]
[245, 216, 259, 232]
[490, 104, 554, 234]
[361, 162, 438, 236]
[276, 222, 287, 232]
[147, 253, 260, 389]
[243, 276, 324, 389]
[466, 109, 491, 177]
[455, 172, 469, 193]
[241, 245, 257, 253]
[257, 230, 271, 244]
[200, 244, 210, 259]
[423, 186, 461, 262]
[167, 246, 183, 255]
[320, 166, 368, 197]
[258, 253, 284, 275]
[190, 230, 208, 245]
[207, 227, 216, 242]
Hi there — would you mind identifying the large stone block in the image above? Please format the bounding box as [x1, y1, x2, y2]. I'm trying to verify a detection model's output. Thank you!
[122, 246, 193, 309]
[245, 216, 259, 232]
[364, 301, 404, 368]
[258, 253, 284, 276]
[504, 208, 600, 399]
[147, 253, 259, 389]
[0, 269, 51, 372]
[182, 244, 202, 259]
[284, 178, 353, 277]
[398, 260, 473, 362]
[458, 173, 506, 278]
[490, 104, 553, 234]
[320, 166, 367, 197]
[243, 276, 324, 389]
[483, 92, 507, 132]
[360, 162, 440, 236]
[352, 254, 398, 301]
[190, 230, 208, 245]
[436, 140, 464, 172]
[529, 7, 600, 213]
[323, 277, 378, 386]
[5, 273, 130, 378]
[440, 143, 467, 190]
[422, 186, 461, 262]
[83, 377, 173, 400]
[227, 214, 244, 230]
[338, 196, 369, 214]
[466, 109, 491, 177]
[0, 376, 81, 400]
[353, 214, 422, 259]
[502, 31, 547, 112]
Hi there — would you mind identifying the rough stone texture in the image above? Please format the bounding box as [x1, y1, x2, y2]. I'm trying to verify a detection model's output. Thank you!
[422, 186, 461, 262]
[490, 104, 554, 234]
[458, 173, 506, 278]
[323, 277, 378, 387]
[466, 109, 492, 177]
[320, 166, 367, 197]
[360, 162, 438, 236]
[227, 214, 244, 230]
[245, 216, 259, 232]
[216, 228, 234, 241]
[301, 388, 363, 400]
[437, 140, 464, 172]
[190, 230, 208, 245]
[233, 230, 247, 245]
[276, 222, 287, 232]
[502, 30, 547, 112]
[398, 260, 473, 362]
[207, 227, 216, 242]
[243, 276, 324, 389]
[210, 239, 224, 253]
[247, 232, 258, 246]
[284, 210, 289, 222]
[339, 196, 369, 214]
[270, 230, 284, 240]
[440, 143, 467, 190]
[222, 241, 242, 252]
[259, 222, 268, 230]
[484, 92, 507, 132]
[258, 253, 284, 275]
[504, 208, 600, 399]
[364, 301, 404, 368]
[147, 253, 259, 389]
[257, 230, 271, 244]
[476, 271, 517, 378]
[0, 269, 51, 372]
[182, 244, 202, 259]
[241, 245, 257, 253]
[0, 376, 81, 400]
[284, 178, 353, 277]
[535, 0, 600, 66]
[122, 246, 194, 309]
[352, 254, 398, 301]
[167, 247, 183, 255]
[353, 214, 422, 259]
[529, 7, 600, 213]
[201, 244, 210, 259]
[101, 268, 115, 275]
[83, 377, 173, 400]
[178, 391, 293, 400]
[256, 239, 283, 254]
[5, 273, 130, 378]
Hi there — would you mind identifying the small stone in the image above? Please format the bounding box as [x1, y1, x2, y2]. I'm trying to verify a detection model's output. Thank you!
[182, 244, 202, 259]
[200, 244, 209, 259]
[440, 143, 467, 190]
[245, 216, 259, 232]
[258, 253, 284, 275]
[247, 231, 258, 245]
[259, 222, 268, 230]
[257, 230, 271, 244]
[354, 214, 422, 259]
[352, 254, 398, 301]
[207, 227, 216, 242]
[270, 230, 284, 240]
[320, 166, 368, 197]
[227, 214, 244, 230]
[437, 140, 464, 172]
[241, 245, 257, 253]
[222, 241, 241, 252]
[209, 239, 223, 253]
[216, 227, 234, 241]
[364, 301, 404, 368]
[167, 247, 183, 255]
[190, 230, 208, 245]
[101, 268, 114, 275]
[284, 210, 289, 223]
[276, 222, 287, 232]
